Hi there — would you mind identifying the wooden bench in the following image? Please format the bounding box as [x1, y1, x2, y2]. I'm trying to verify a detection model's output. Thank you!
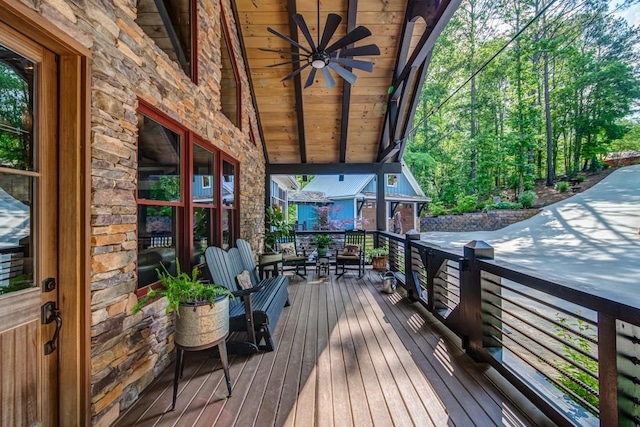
[205, 239, 289, 354]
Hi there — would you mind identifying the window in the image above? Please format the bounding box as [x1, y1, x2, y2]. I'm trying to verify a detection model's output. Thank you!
[221, 158, 238, 249]
[136, 0, 196, 80]
[220, 10, 241, 128]
[136, 101, 238, 289]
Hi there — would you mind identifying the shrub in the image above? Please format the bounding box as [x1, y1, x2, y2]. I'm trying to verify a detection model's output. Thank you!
[452, 194, 478, 214]
[556, 181, 569, 193]
[552, 316, 599, 414]
[518, 190, 538, 208]
[484, 201, 522, 211]
[577, 175, 586, 183]
[428, 202, 447, 217]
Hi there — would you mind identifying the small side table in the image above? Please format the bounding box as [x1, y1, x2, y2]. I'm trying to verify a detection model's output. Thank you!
[172, 333, 232, 410]
[316, 257, 330, 276]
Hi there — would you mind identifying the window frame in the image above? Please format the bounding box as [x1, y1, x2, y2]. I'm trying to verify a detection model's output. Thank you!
[219, 6, 242, 129]
[136, 100, 239, 294]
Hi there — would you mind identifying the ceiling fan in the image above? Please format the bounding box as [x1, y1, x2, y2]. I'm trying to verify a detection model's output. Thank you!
[260, 5, 380, 89]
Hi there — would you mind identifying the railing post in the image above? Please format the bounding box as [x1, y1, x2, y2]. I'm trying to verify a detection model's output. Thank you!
[598, 313, 618, 425]
[461, 240, 494, 360]
[404, 231, 421, 301]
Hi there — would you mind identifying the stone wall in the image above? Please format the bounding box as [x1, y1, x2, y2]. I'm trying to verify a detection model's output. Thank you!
[14, 0, 266, 425]
[420, 209, 540, 232]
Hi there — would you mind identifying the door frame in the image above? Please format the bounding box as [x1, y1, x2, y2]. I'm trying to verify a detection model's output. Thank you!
[0, 0, 91, 424]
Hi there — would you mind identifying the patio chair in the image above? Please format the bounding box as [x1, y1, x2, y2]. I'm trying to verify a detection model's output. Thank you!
[277, 232, 307, 279]
[335, 229, 366, 278]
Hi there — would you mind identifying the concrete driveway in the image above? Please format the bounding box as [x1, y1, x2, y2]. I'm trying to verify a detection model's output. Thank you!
[420, 164, 640, 307]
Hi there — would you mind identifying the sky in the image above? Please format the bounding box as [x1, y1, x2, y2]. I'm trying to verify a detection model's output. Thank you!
[612, 1, 640, 26]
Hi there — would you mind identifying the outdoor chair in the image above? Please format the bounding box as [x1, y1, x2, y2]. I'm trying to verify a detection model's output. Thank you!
[335, 229, 366, 278]
[277, 232, 307, 279]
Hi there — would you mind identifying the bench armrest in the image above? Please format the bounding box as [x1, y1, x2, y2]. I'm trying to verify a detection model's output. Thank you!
[231, 282, 267, 298]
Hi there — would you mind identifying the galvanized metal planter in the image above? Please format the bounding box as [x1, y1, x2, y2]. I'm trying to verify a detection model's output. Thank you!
[174, 295, 229, 348]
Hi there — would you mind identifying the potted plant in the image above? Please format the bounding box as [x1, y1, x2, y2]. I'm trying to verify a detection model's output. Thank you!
[314, 234, 333, 257]
[368, 246, 389, 272]
[133, 260, 233, 348]
[261, 206, 290, 264]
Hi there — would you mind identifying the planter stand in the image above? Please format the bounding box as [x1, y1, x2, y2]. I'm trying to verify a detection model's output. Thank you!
[172, 297, 232, 409]
[173, 333, 232, 410]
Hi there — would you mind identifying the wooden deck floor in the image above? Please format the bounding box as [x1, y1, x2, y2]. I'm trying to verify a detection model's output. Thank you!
[114, 271, 538, 426]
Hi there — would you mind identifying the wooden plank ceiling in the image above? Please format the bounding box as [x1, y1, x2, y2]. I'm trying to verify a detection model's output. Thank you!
[234, 0, 460, 168]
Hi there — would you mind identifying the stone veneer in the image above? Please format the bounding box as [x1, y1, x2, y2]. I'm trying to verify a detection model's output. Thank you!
[13, 0, 266, 424]
[420, 209, 540, 232]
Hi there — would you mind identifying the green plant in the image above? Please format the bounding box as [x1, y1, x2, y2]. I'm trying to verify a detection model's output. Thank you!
[314, 234, 333, 247]
[552, 316, 599, 414]
[518, 190, 538, 208]
[452, 194, 478, 214]
[557, 181, 569, 193]
[484, 201, 523, 211]
[366, 246, 388, 261]
[133, 259, 233, 315]
[577, 175, 586, 183]
[264, 206, 290, 253]
[428, 202, 448, 217]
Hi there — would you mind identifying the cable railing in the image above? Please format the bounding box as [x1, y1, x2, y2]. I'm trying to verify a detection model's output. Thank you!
[286, 229, 640, 424]
[389, 234, 640, 426]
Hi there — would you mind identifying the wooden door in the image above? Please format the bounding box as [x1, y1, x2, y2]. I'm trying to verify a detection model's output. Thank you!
[0, 22, 59, 426]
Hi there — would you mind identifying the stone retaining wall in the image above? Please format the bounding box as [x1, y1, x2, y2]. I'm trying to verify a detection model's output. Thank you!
[14, 0, 266, 424]
[420, 209, 540, 232]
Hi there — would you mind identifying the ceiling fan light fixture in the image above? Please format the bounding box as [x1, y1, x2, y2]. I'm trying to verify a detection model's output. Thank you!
[311, 59, 326, 69]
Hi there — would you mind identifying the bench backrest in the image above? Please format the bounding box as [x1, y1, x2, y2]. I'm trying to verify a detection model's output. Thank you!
[205, 239, 261, 292]
[235, 239, 261, 285]
[205, 246, 246, 293]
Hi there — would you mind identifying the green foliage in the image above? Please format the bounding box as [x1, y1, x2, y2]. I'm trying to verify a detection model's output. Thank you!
[553, 317, 599, 413]
[314, 234, 333, 247]
[518, 190, 538, 208]
[576, 175, 586, 183]
[404, 1, 640, 203]
[428, 202, 448, 217]
[556, 181, 569, 193]
[484, 201, 523, 210]
[452, 194, 478, 214]
[0, 274, 32, 295]
[132, 260, 233, 315]
[367, 247, 388, 257]
[265, 206, 289, 253]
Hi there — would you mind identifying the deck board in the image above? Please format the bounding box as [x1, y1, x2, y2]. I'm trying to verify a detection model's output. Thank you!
[115, 271, 537, 427]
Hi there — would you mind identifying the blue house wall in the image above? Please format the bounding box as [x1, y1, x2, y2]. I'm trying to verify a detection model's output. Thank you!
[385, 173, 415, 195]
[296, 200, 356, 230]
[192, 175, 214, 202]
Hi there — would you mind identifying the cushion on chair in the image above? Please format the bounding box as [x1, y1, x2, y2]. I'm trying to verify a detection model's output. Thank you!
[279, 242, 296, 257]
[342, 244, 360, 256]
[235, 270, 253, 290]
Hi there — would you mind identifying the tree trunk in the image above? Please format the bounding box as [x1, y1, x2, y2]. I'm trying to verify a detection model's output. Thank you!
[543, 49, 555, 185]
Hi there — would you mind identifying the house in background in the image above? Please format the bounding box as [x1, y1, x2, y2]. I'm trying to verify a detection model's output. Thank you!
[270, 175, 300, 223]
[290, 163, 429, 232]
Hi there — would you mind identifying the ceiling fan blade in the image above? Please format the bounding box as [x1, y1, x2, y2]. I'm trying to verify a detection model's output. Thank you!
[321, 67, 336, 89]
[258, 47, 303, 56]
[304, 67, 317, 88]
[318, 13, 342, 50]
[327, 62, 357, 85]
[331, 57, 374, 72]
[282, 63, 311, 82]
[325, 26, 372, 53]
[267, 59, 303, 68]
[267, 27, 312, 54]
[292, 14, 317, 51]
[335, 44, 381, 58]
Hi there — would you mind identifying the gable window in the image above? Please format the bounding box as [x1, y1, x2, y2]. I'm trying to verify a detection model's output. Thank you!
[136, 101, 239, 289]
[220, 11, 241, 128]
[136, 0, 197, 81]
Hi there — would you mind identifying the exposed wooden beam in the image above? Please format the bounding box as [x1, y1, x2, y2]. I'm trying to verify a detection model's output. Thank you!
[390, 0, 461, 98]
[266, 162, 402, 175]
[152, 0, 189, 73]
[397, 58, 430, 160]
[339, 0, 358, 163]
[231, 2, 269, 163]
[287, 0, 307, 163]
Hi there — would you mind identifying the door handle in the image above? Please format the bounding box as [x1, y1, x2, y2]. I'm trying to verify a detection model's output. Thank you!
[41, 301, 62, 355]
